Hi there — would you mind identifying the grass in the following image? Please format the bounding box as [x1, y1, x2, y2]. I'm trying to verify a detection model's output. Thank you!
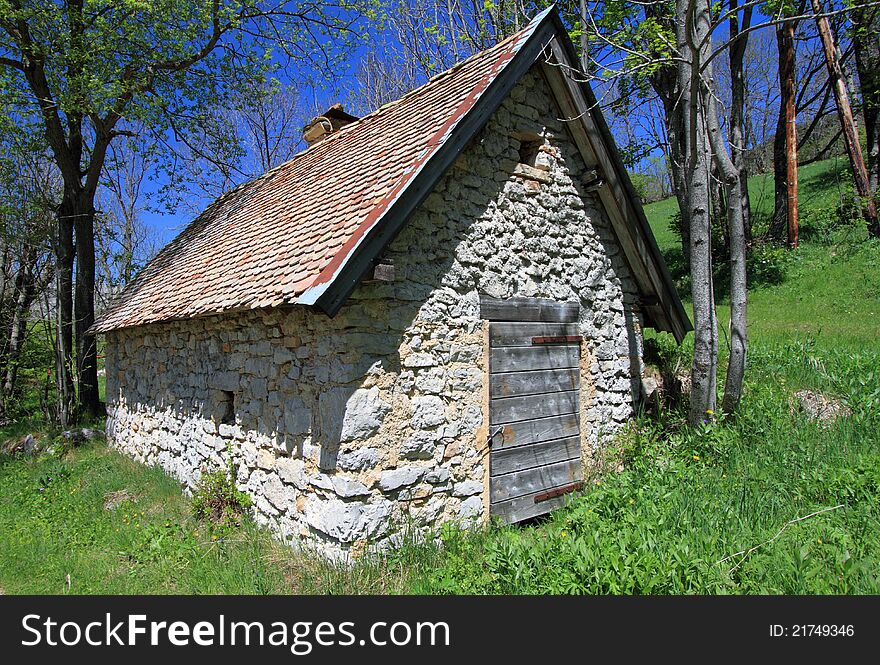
[0, 439, 447, 594]
[0, 157, 878, 594]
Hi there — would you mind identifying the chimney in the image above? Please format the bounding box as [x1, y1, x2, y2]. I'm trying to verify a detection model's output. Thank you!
[302, 103, 359, 146]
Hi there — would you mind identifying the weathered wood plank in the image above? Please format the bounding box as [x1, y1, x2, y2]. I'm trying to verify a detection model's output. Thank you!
[490, 367, 579, 398]
[490, 389, 578, 424]
[489, 345, 580, 373]
[490, 458, 583, 503]
[490, 488, 573, 523]
[493, 413, 580, 449]
[489, 322, 579, 347]
[491, 435, 581, 476]
[480, 296, 579, 323]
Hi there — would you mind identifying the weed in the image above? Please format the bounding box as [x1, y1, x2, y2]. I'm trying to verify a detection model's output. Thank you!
[190, 466, 252, 535]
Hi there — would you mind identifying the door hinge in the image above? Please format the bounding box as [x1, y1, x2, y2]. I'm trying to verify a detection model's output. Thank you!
[534, 482, 584, 504]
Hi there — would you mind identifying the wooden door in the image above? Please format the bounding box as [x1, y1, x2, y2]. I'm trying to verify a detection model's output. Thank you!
[482, 296, 584, 523]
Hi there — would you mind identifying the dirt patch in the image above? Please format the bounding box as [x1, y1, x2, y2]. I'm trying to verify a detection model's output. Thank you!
[793, 389, 851, 425]
[103, 489, 134, 511]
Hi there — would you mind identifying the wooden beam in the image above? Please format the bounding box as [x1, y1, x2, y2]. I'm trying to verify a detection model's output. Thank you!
[480, 295, 579, 322]
[490, 389, 579, 424]
[489, 345, 580, 373]
[490, 367, 580, 399]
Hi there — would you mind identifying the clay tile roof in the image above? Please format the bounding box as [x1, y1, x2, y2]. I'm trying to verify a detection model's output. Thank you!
[92, 10, 552, 333]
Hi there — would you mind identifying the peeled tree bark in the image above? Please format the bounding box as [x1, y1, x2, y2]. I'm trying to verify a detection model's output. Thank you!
[679, 0, 719, 425]
[810, 0, 880, 237]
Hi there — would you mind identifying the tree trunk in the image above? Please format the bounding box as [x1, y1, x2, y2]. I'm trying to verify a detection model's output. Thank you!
[711, 162, 727, 251]
[771, 99, 789, 240]
[2, 255, 36, 413]
[777, 22, 799, 248]
[811, 0, 880, 237]
[680, 0, 718, 425]
[74, 198, 100, 419]
[854, 6, 880, 197]
[647, 3, 692, 263]
[728, 2, 753, 242]
[705, 74, 748, 416]
[55, 191, 78, 426]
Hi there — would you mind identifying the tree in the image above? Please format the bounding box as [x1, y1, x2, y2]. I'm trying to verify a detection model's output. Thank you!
[852, 3, 880, 198]
[727, 0, 753, 242]
[96, 125, 159, 305]
[0, 0, 365, 422]
[777, 11, 800, 248]
[160, 80, 308, 208]
[0, 134, 55, 419]
[810, 0, 879, 236]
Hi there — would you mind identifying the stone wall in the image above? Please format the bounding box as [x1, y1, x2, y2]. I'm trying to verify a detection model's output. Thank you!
[105, 65, 645, 558]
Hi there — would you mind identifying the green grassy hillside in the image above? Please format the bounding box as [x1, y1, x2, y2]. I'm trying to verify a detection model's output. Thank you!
[1, 158, 878, 594]
[644, 156, 880, 348]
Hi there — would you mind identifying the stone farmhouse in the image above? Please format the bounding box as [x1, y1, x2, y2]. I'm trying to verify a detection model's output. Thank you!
[92, 7, 689, 558]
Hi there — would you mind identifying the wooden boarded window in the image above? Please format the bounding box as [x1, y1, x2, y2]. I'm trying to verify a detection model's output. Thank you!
[481, 296, 584, 523]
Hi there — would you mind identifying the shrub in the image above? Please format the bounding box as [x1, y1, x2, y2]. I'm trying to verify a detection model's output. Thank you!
[190, 465, 252, 535]
[797, 181, 863, 244]
[746, 242, 789, 287]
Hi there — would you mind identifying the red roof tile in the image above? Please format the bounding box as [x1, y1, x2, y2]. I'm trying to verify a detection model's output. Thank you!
[92, 12, 549, 333]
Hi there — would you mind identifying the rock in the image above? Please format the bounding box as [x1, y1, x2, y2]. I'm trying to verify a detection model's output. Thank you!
[304, 497, 392, 542]
[331, 476, 372, 498]
[21, 434, 36, 455]
[794, 390, 851, 425]
[59, 428, 103, 445]
[208, 371, 239, 392]
[460, 405, 483, 432]
[262, 473, 289, 511]
[403, 352, 436, 368]
[425, 467, 450, 484]
[641, 376, 659, 401]
[276, 457, 307, 489]
[458, 496, 483, 519]
[256, 448, 275, 470]
[283, 396, 311, 435]
[453, 480, 483, 497]
[309, 473, 335, 491]
[414, 368, 446, 394]
[411, 395, 446, 429]
[400, 431, 439, 460]
[319, 387, 391, 444]
[341, 387, 391, 441]
[3, 433, 43, 456]
[337, 447, 381, 472]
[378, 466, 426, 492]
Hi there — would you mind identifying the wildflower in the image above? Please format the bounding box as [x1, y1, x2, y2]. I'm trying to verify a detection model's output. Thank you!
[818, 538, 823, 544]
[706, 409, 714, 415]
[693, 455, 700, 461]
